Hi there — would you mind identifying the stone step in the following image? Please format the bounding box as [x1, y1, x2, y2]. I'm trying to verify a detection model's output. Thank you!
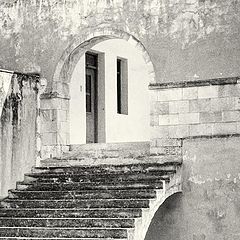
[0, 218, 135, 228]
[8, 189, 156, 200]
[0, 228, 128, 238]
[0, 238, 127, 240]
[26, 175, 171, 184]
[16, 180, 164, 191]
[39, 155, 182, 168]
[1, 199, 149, 209]
[49, 142, 150, 160]
[24, 171, 175, 183]
[0, 159, 182, 240]
[32, 162, 180, 175]
[0, 208, 141, 218]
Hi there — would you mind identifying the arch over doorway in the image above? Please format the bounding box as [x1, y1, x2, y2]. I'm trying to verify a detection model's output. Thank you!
[52, 27, 156, 90]
[44, 27, 156, 147]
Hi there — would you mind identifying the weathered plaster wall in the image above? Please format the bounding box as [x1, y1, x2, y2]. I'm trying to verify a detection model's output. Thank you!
[145, 136, 240, 240]
[0, 74, 39, 198]
[0, 0, 240, 84]
[0, 71, 12, 116]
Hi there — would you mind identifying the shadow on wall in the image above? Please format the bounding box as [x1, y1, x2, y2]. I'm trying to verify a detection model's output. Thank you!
[145, 192, 184, 240]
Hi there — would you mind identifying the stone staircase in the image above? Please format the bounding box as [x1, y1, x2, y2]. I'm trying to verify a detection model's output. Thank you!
[0, 160, 182, 240]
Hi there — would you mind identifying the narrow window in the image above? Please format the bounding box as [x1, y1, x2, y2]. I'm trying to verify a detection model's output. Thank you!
[117, 59, 122, 113]
[117, 58, 128, 114]
[86, 74, 92, 113]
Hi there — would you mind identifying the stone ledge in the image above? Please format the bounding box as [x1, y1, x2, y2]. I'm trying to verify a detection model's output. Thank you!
[0, 68, 40, 79]
[182, 133, 240, 140]
[149, 76, 240, 90]
[39, 155, 182, 167]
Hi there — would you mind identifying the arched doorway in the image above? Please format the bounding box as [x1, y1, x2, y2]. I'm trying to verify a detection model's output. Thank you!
[50, 28, 156, 146]
[69, 38, 152, 144]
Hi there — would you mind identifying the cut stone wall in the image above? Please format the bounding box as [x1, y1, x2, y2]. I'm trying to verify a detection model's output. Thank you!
[40, 96, 69, 145]
[40, 95, 70, 159]
[150, 77, 240, 155]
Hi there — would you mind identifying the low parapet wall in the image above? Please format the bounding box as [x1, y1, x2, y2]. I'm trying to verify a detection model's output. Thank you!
[0, 72, 40, 198]
[149, 76, 240, 155]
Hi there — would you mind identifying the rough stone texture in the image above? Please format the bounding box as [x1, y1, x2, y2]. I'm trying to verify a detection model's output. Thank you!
[0, 161, 182, 240]
[145, 136, 240, 240]
[0, 0, 240, 84]
[0, 73, 39, 198]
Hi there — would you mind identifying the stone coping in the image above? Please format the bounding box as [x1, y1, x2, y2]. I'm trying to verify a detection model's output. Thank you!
[149, 76, 240, 90]
[151, 134, 240, 145]
[40, 92, 70, 99]
[151, 134, 240, 141]
[181, 133, 240, 140]
[0, 68, 40, 78]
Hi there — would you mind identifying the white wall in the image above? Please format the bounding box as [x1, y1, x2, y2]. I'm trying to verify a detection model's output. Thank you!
[70, 38, 150, 144]
[70, 55, 86, 144]
[93, 39, 150, 142]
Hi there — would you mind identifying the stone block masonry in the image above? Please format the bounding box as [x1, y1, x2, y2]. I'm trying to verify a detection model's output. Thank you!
[40, 97, 70, 145]
[40, 95, 70, 159]
[149, 77, 240, 153]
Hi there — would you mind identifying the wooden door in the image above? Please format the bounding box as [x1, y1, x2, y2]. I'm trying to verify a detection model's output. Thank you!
[86, 53, 97, 143]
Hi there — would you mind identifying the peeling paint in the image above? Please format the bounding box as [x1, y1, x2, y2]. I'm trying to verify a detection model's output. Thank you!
[0, 0, 239, 82]
[0, 0, 239, 44]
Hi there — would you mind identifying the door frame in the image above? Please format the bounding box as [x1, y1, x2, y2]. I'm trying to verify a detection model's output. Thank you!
[86, 51, 98, 143]
[69, 49, 106, 145]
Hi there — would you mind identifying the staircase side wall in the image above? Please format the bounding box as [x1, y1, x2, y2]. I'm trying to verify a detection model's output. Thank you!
[145, 136, 240, 240]
[0, 74, 39, 198]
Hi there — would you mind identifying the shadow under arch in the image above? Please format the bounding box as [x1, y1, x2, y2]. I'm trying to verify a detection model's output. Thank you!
[52, 27, 156, 94]
[144, 192, 183, 240]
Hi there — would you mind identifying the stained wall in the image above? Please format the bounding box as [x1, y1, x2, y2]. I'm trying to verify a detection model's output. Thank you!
[0, 74, 39, 198]
[145, 136, 240, 240]
[0, 0, 240, 84]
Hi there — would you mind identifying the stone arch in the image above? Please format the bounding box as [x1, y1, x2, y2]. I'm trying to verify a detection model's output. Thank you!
[143, 192, 182, 240]
[52, 27, 156, 95]
[40, 27, 156, 152]
[135, 182, 182, 240]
